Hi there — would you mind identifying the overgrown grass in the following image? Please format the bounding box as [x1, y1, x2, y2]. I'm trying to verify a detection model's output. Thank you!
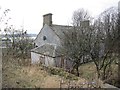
[79, 62, 96, 80]
[78, 60, 119, 88]
[42, 65, 78, 80]
[3, 51, 119, 88]
[2, 55, 88, 88]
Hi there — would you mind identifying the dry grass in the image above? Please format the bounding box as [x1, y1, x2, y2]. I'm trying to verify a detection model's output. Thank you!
[78, 61, 119, 88]
[79, 62, 97, 80]
[4, 55, 119, 88]
[2, 56, 91, 88]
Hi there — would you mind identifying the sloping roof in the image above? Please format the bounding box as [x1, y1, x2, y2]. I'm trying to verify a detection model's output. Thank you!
[50, 24, 85, 40]
[50, 24, 73, 40]
[31, 44, 65, 57]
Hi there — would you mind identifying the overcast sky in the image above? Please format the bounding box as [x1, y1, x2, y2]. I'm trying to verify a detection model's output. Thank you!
[0, 0, 120, 34]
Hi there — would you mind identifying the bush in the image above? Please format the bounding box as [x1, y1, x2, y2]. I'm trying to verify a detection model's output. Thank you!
[43, 66, 78, 80]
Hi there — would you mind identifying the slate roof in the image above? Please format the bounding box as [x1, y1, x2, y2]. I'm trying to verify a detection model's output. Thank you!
[31, 44, 65, 58]
[50, 24, 73, 40]
[50, 24, 85, 40]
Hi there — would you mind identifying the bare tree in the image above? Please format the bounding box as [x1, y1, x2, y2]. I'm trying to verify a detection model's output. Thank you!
[64, 7, 118, 80]
[62, 26, 91, 76]
[3, 25, 34, 59]
[61, 9, 92, 76]
[72, 8, 91, 26]
[90, 7, 118, 80]
[117, 4, 120, 84]
[0, 8, 10, 25]
[63, 9, 90, 76]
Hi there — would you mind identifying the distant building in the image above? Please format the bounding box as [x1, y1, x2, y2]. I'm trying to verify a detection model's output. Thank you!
[1, 37, 12, 48]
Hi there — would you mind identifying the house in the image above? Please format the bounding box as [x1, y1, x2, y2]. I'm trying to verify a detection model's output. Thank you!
[31, 13, 89, 70]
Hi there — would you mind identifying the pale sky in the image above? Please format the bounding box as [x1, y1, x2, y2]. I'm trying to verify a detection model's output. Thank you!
[0, 0, 120, 34]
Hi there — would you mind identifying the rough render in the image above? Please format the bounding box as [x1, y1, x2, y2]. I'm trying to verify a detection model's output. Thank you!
[34, 24, 61, 47]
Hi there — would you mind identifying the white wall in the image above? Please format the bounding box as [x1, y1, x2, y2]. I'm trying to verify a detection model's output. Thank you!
[31, 52, 73, 71]
[45, 56, 55, 67]
[34, 24, 61, 47]
[31, 52, 41, 64]
[31, 52, 56, 67]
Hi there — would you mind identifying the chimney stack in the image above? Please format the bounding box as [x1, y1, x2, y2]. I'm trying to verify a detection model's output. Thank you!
[43, 13, 52, 26]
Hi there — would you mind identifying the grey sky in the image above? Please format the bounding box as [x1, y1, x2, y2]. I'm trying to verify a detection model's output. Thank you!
[0, 0, 120, 34]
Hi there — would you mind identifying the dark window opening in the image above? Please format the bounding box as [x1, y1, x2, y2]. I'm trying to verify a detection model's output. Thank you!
[43, 36, 47, 40]
[36, 45, 38, 47]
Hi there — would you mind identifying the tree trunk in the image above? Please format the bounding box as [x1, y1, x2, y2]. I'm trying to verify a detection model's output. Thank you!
[118, 58, 120, 84]
[102, 66, 106, 80]
[76, 66, 79, 76]
[96, 66, 100, 79]
[118, 7, 120, 84]
[72, 63, 80, 76]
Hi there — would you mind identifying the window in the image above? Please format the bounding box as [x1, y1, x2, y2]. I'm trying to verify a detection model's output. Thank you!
[43, 36, 47, 40]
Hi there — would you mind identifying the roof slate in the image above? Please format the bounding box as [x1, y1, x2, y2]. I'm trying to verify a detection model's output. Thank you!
[31, 44, 65, 57]
[51, 24, 73, 40]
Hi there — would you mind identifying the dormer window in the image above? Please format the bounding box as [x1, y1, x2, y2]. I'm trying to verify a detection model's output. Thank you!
[43, 36, 47, 40]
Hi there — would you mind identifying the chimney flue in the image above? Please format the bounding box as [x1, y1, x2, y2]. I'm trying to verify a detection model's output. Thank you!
[43, 13, 52, 26]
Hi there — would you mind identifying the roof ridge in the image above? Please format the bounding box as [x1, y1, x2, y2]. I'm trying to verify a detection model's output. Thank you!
[52, 24, 72, 27]
[49, 24, 73, 41]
